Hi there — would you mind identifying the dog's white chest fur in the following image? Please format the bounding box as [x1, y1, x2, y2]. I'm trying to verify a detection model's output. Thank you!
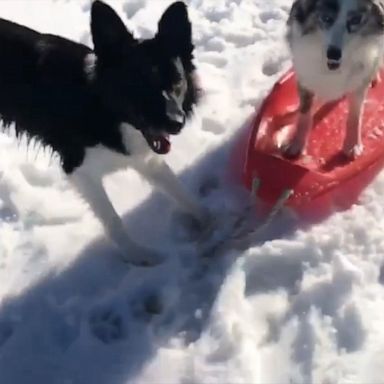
[290, 27, 382, 100]
[77, 123, 155, 180]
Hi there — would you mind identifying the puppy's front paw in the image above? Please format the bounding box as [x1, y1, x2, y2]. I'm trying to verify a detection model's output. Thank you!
[281, 112, 311, 159]
[342, 143, 363, 160]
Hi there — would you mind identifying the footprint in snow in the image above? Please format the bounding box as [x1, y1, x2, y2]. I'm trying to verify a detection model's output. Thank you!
[223, 31, 256, 48]
[379, 263, 384, 285]
[0, 321, 14, 348]
[199, 175, 220, 197]
[262, 58, 283, 77]
[89, 309, 124, 344]
[259, 10, 284, 24]
[0, 184, 19, 223]
[201, 116, 226, 135]
[205, 8, 233, 23]
[245, 254, 303, 296]
[130, 293, 163, 323]
[205, 37, 226, 53]
[0, 204, 19, 223]
[199, 52, 228, 68]
[334, 303, 365, 353]
[20, 163, 55, 188]
[170, 211, 205, 242]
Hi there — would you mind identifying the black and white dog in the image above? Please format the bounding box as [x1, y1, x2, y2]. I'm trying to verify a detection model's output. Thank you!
[0, 1, 209, 264]
[285, 0, 384, 159]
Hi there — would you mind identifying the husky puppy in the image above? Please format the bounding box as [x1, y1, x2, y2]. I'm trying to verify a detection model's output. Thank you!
[285, 0, 384, 159]
[0, 1, 208, 265]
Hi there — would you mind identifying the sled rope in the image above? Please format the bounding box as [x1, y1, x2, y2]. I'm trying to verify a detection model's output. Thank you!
[229, 177, 293, 248]
[201, 177, 293, 257]
[251, 175, 261, 197]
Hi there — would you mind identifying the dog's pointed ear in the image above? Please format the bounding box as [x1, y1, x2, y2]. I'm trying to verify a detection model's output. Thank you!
[91, 0, 135, 61]
[372, 0, 384, 30]
[288, 0, 317, 25]
[157, 2, 193, 58]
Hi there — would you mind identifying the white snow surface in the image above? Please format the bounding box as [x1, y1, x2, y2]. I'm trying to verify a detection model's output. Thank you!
[0, 1, 384, 383]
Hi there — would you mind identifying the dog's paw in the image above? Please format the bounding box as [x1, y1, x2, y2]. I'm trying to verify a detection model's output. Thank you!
[342, 143, 364, 160]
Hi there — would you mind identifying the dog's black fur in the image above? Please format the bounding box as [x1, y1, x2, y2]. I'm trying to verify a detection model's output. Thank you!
[0, 0, 198, 174]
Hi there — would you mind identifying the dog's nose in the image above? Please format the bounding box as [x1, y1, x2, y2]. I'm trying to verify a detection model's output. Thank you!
[326, 46, 342, 61]
[167, 120, 184, 135]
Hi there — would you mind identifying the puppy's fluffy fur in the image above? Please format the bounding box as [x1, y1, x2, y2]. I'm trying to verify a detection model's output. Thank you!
[0, 1, 207, 264]
[285, 0, 384, 159]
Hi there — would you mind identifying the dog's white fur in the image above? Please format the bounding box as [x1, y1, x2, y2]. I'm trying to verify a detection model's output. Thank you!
[286, 0, 384, 158]
[84, 53, 97, 82]
[70, 119, 207, 265]
[289, 24, 382, 100]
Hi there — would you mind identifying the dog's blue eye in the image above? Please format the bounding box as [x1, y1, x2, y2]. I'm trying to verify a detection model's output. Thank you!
[319, 13, 334, 26]
[347, 14, 364, 32]
[350, 15, 362, 25]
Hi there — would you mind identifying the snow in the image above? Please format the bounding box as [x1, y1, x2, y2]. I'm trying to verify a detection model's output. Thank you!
[0, 0, 384, 383]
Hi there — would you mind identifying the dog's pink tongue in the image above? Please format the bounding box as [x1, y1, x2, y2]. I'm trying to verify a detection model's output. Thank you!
[152, 135, 171, 154]
[143, 132, 171, 154]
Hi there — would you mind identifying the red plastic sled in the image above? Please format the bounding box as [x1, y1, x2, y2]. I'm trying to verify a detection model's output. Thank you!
[241, 68, 384, 222]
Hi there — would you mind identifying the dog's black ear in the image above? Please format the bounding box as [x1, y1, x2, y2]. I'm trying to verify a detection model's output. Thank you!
[157, 2, 193, 58]
[91, 0, 135, 61]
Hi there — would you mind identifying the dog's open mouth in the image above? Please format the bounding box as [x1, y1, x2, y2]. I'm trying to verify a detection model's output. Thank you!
[327, 61, 340, 70]
[143, 132, 171, 154]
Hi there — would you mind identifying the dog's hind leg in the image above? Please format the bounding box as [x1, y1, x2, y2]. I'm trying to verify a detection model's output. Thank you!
[343, 86, 366, 159]
[133, 157, 209, 225]
[282, 85, 314, 158]
[69, 169, 163, 265]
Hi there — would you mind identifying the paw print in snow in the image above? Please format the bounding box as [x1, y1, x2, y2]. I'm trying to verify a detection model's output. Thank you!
[89, 309, 124, 344]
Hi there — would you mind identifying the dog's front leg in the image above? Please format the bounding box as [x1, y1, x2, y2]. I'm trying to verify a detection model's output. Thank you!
[283, 85, 314, 158]
[133, 157, 208, 225]
[69, 170, 163, 265]
[343, 87, 366, 159]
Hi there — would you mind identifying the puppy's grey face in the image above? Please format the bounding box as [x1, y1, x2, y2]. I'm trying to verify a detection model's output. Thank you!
[316, 0, 383, 34]
[288, 0, 384, 69]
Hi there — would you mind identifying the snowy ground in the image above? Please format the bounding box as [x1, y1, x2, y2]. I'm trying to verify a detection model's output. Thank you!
[0, 0, 384, 383]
